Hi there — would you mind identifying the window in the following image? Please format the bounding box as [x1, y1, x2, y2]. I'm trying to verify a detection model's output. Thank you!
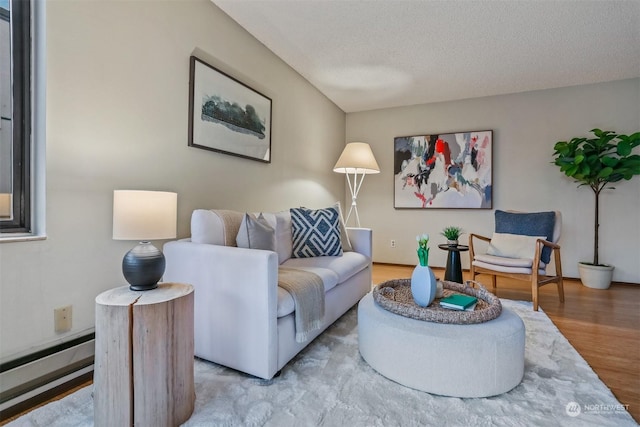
[1, 0, 31, 233]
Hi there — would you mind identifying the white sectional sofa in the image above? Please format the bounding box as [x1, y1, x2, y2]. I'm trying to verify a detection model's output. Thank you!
[163, 207, 372, 380]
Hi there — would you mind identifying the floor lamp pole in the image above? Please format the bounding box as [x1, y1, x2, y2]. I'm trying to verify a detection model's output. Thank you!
[344, 170, 367, 227]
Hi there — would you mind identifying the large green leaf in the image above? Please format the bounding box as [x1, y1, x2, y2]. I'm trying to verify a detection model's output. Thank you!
[597, 167, 613, 178]
[580, 163, 591, 175]
[566, 164, 579, 176]
[601, 156, 618, 167]
[617, 140, 632, 156]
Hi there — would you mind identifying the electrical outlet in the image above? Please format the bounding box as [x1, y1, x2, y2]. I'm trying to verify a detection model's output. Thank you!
[54, 305, 72, 333]
[390, 239, 396, 248]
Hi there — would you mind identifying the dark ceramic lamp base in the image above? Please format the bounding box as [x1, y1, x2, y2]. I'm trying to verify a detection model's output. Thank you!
[122, 241, 166, 291]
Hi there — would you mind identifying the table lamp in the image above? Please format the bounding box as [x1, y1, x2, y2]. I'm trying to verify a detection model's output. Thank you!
[113, 190, 177, 291]
[333, 142, 380, 227]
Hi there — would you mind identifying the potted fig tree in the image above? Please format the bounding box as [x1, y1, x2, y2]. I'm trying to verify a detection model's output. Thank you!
[552, 128, 640, 289]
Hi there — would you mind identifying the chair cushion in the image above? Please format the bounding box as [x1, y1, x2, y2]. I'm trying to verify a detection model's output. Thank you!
[495, 210, 555, 263]
[290, 206, 343, 257]
[473, 259, 546, 276]
[474, 253, 535, 268]
[487, 233, 545, 260]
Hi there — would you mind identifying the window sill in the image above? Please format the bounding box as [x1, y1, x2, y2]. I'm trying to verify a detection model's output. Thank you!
[0, 233, 47, 243]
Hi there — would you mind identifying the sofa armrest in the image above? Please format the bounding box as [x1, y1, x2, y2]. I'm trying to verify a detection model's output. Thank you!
[347, 227, 372, 259]
[162, 240, 280, 379]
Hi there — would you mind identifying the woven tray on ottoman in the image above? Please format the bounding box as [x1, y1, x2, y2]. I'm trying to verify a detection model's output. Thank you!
[372, 279, 501, 324]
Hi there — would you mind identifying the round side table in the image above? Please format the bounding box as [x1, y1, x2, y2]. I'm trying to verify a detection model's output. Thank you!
[438, 244, 469, 283]
[94, 283, 195, 427]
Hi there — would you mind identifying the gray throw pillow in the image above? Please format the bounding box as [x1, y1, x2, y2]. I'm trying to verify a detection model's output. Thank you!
[236, 213, 276, 251]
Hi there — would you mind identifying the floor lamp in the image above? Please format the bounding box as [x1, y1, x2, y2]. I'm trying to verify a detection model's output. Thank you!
[333, 142, 380, 227]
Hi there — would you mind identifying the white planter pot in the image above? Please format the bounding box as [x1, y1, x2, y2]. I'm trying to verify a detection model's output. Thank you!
[578, 263, 614, 290]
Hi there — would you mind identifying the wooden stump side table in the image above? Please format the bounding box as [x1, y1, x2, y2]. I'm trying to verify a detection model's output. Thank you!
[94, 283, 195, 427]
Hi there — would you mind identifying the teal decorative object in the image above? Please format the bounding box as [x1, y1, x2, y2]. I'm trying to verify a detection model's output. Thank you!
[416, 234, 430, 266]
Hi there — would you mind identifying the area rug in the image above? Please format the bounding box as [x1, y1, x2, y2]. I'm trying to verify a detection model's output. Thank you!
[7, 299, 636, 427]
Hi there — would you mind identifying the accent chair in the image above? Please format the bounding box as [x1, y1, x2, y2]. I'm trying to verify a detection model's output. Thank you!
[469, 210, 564, 311]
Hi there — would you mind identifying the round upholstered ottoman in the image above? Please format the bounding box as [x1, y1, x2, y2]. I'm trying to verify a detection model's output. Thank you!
[357, 292, 525, 398]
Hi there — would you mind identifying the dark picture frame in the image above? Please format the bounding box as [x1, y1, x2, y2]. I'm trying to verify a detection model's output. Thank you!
[394, 130, 493, 209]
[188, 56, 272, 163]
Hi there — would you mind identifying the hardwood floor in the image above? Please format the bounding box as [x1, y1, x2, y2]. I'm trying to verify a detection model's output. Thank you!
[373, 263, 640, 423]
[3, 263, 638, 424]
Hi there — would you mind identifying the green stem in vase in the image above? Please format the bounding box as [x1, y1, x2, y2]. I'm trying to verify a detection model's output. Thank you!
[417, 247, 429, 267]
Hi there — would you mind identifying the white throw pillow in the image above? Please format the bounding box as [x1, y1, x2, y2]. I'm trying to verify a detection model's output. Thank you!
[487, 232, 545, 260]
[334, 201, 353, 252]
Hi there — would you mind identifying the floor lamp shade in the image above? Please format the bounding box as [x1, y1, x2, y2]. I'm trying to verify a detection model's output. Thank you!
[333, 142, 380, 174]
[333, 142, 380, 227]
[113, 190, 177, 290]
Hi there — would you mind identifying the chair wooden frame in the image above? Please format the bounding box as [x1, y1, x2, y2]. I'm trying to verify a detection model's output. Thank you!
[469, 234, 564, 311]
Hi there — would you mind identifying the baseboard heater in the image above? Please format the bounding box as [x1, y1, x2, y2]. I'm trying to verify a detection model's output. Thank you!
[0, 334, 95, 421]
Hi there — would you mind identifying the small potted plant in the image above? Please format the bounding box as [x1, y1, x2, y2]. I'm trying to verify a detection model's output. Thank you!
[552, 128, 640, 289]
[441, 226, 463, 246]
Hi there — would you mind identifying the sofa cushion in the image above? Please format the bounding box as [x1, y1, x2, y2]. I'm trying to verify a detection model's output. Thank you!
[290, 206, 343, 257]
[236, 213, 276, 251]
[277, 287, 295, 317]
[276, 267, 339, 318]
[281, 251, 369, 284]
[191, 209, 244, 246]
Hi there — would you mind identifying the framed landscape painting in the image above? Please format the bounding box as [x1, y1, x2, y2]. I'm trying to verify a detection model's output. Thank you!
[188, 56, 272, 163]
[394, 130, 492, 209]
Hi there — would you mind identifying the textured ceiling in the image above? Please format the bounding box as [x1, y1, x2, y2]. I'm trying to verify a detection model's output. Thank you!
[213, 0, 640, 113]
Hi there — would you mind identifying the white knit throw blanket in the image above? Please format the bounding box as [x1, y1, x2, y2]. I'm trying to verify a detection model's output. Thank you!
[278, 267, 325, 342]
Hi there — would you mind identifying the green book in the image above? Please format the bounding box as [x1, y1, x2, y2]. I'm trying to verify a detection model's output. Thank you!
[439, 294, 478, 310]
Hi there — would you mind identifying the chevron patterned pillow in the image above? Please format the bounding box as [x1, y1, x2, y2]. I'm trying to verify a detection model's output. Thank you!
[290, 206, 343, 258]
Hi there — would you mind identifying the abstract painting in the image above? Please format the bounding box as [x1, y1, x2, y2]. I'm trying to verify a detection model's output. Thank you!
[394, 130, 492, 209]
[188, 56, 272, 163]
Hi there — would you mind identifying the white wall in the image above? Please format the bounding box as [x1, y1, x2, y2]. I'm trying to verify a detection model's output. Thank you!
[0, 0, 345, 360]
[347, 78, 640, 284]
